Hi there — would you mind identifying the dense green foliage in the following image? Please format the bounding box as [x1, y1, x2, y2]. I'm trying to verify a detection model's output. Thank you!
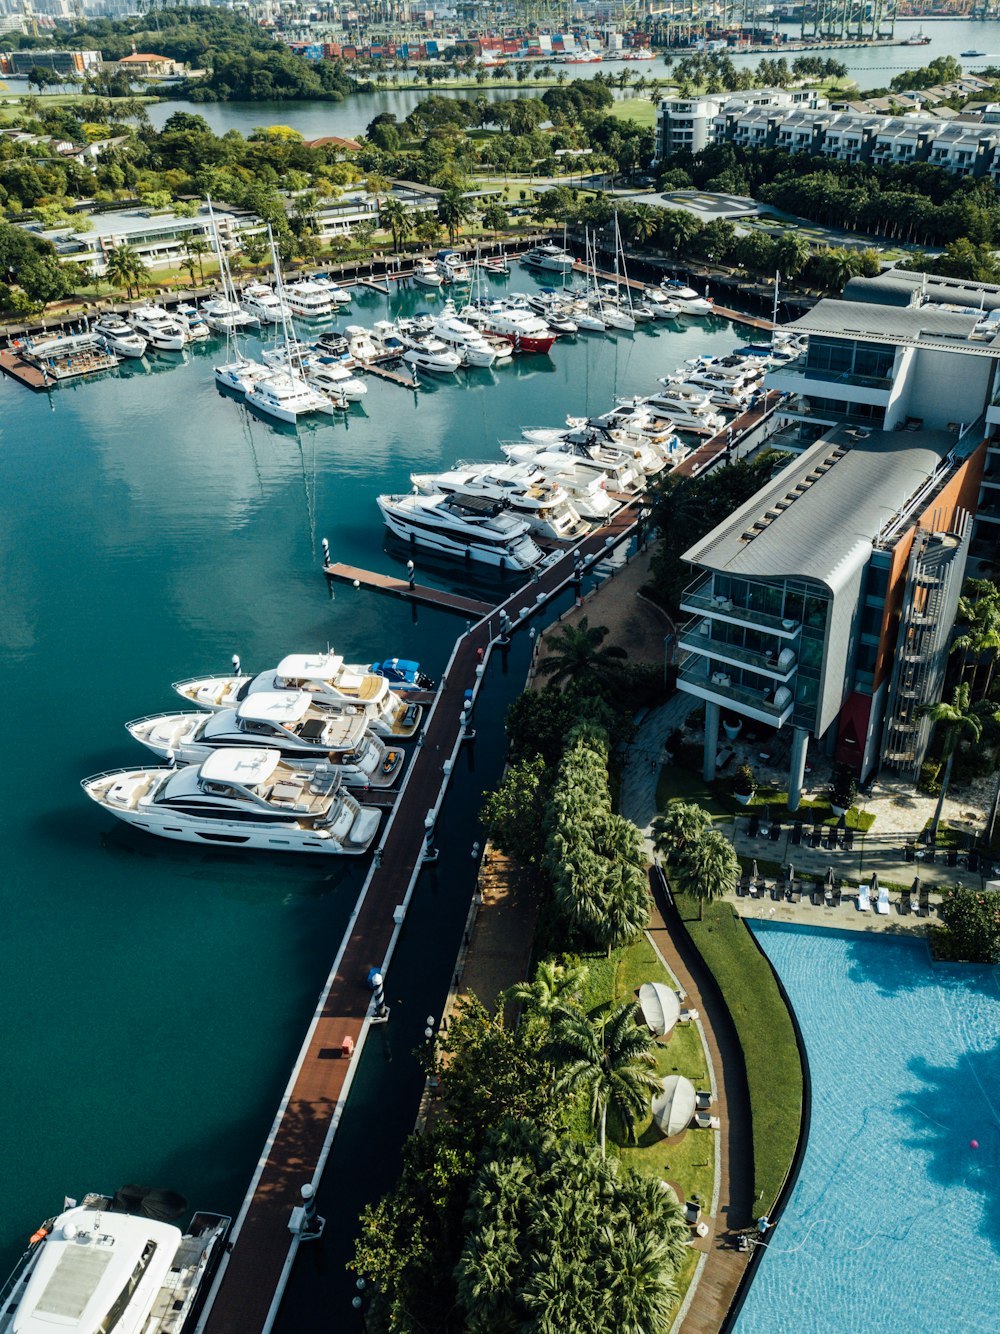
[0, 220, 73, 312]
[936, 885, 1000, 963]
[667, 50, 847, 96]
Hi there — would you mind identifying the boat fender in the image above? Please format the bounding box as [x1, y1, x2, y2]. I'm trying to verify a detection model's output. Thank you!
[29, 1225, 51, 1245]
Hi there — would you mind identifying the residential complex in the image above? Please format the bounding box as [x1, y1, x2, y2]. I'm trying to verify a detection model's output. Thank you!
[678, 278, 1000, 800]
[656, 84, 1000, 179]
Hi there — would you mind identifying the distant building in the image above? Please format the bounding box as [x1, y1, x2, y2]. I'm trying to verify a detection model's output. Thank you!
[110, 52, 184, 77]
[1, 48, 101, 76]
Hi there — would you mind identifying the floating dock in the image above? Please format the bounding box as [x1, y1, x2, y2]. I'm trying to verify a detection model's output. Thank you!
[323, 561, 495, 617]
[362, 358, 418, 389]
[0, 346, 51, 391]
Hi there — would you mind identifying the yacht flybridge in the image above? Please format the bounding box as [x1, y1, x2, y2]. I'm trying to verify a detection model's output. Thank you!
[82, 748, 381, 854]
[377, 491, 544, 570]
[126, 691, 403, 787]
[0, 1190, 229, 1334]
[173, 652, 423, 738]
[93, 313, 146, 358]
[129, 305, 188, 352]
[410, 464, 590, 541]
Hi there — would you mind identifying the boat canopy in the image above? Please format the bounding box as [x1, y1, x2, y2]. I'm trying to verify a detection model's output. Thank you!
[200, 747, 282, 785]
[237, 691, 313, 724]
[276, 652, 345, 680]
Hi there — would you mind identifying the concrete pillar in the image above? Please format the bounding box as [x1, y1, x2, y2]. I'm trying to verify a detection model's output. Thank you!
[703, 701, 721, 783]
[788, 727, 810, 812]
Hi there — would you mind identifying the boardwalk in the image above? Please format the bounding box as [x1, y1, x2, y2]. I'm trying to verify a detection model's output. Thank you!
[200, 502, 642, 1334]
[0, 346, 51, 391]
[672, 391, 783, 479]
[322, 561, 494, 617]
[363, 359, 419, 389]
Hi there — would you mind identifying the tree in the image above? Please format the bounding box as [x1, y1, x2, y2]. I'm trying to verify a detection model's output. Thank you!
[952, 580, 1000, 697]
[480, 200, 508, 234]
[537, 617, 628, 695]
[479, 755, 547, 865]
[673, 829, 740, 920]
[774, 231, 811, 280]
[652, 801, 711, 865]
[918, 682, 983, 840]
[937, 885, 1000, 963]
[104, 242, 148, 298]
[503, 958, 589, 1020]
[436, 186, 473, 244]
[545, 1001, 660, 1156]
[379, 196, 411, 253]
[184, 235, 212, 285]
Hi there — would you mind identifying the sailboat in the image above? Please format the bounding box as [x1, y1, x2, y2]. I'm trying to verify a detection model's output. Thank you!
[212, 202, 268, 396]
[244, 234, 336, 424]
[591, 226, 633, 332]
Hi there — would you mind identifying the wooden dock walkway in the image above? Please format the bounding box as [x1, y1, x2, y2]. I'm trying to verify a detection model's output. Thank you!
[199, 501, 641, 1334]
[362, 358, 417, 389]
[0, 346, 51, 391]
[672, 391, 783, 479]
[323, 562, 495, 617]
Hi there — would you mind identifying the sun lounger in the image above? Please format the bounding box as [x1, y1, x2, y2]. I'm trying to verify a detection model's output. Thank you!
[695, 1090, 713, 1110]
[843, 829, 854, 852]
[791, 822, 803, 846]
[790, 887, 801, 904]
[694, 1112, 721, 1130]
[904, 843, 915, 863]
[769, 821, 781, 842]
[923, 845, 935, 865]
[747, 814, 759, 838]
[946, 848, 958, 868]
[919, 886, 931, 916]
[876, 886, 890, 915]
[810, 826, 822, 848]
[857, 884, 870, 911]
[684, 1201, 702, 1225]
[824, 885, 834, 907]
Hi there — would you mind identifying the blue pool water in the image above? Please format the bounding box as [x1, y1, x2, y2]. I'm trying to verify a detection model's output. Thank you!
[738, 924, 999, 1334]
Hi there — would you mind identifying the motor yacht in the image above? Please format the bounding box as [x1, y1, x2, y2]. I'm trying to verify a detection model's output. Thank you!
[437, 252, 471, 284]
[673, 377, 753, 412]
[412, 258, 444, 288]
[174, 652, 423, 739]
[127, 691, 403, 787]
[660, 279, 714, 316]
[473, 302, 555, 354]
[214, 354, 269, 396]
[482, 332, 515, 360]
[307, 360, 368, 401]
[93, 313, 146, 358]
[308, 274, 353, 305]
[402, 335, 463, 375]
[0, 1190, 229, 1334]
[377, 491, 544, 570]
[175, 302, 211, 341]
[521, 243, 575, 273]
[284, 279, 336, 320]
[129, 304, 188, 351]
[241, 280, 293, 325]
[410, 463, 589, 541]
[245, 371, 335, 423]
[639, 385, 726, 435]
[642, 287, 681, 318]
[522, 421, 663, 478]
[503, 440, 642, 494]
[261, 338, 317, 372]
[200, 294, 257, 333]
[430, 309, 497, 367]
[573, 307, 608, 333]
[345, 325, 379, 363]
[495, 448, 618, 520]
[83, 747, 381, 854]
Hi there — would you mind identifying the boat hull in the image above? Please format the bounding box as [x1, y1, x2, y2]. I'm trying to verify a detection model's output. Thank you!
[378, 504, 539, 571]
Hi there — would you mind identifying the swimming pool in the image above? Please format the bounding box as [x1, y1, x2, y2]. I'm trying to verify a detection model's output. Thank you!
[736, 923, 999, 1334]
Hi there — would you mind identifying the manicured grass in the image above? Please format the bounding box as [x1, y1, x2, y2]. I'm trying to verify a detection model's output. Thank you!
[607, 97, 657, 128]
[739, 785, 875, 832]
[678, 900, 803, 1214]
[656, 763, 732, 820]
[657, 763, 874, 831]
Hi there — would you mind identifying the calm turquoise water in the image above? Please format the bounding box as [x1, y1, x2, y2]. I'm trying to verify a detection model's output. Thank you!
[740, 923, 1000, 1334]
[0, 268, 755, 1284]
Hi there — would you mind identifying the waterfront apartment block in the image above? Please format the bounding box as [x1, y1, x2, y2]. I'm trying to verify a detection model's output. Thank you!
[656, 89, 1000, 179]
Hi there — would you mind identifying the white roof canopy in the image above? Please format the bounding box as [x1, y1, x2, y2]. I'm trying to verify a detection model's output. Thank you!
[237, 690, 312, 724]
[275, 652, 345, 680]
[201, 748, 281, 785]
[651, 1075, 697, 1138]
[638, 982, 681, 1037]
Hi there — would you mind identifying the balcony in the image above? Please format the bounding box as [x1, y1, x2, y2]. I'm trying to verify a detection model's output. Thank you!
[771, 395, 886, 429]
[766, 356, 893, 399]
[677, 659, 795, 727]
[677, 620, 798, 681]
[680, 579, 802, 639]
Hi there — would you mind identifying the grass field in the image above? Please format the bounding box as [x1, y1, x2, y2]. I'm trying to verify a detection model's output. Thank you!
[679, 900, 803, 1213]
[0, 91, 157, 124]
[607, 96, 658, 128]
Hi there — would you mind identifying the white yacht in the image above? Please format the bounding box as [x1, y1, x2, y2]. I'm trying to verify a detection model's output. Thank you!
[344, 326, 379, 363]
[241, 280, 292, 325]
[307, 360, 368, 401]
[83, 748, 381, 854]
[284, 279, 336, 319]
[127, 691, 403, 788]
[93, 313, 147, 358]
[438, 253, 471, 284]
[490, 451, 615, 520]
[214, 354, 268, 396]
[430, 311, 497, 367]
[199, 294, 256, 333]
[0, 1191, 228, 1334]
[402, 336, 462, 375]
[660, 279, 714, 315]
[468, 302, 555, 354]
[641, 384, 726, 435]
[308, 274, 353, 306]
[642, 288, 682, 318]
[412, 259, 444, 288]
[410, 464, 589, 541]
[521, 242, 574, 273]
[503, 440, 642, 495]
[245, 371, 335, 424]
[129, 304, 188, 352]
[175, 302, 211, 341]
[174, 652, 423, 739]
[377, 491, 544, 570]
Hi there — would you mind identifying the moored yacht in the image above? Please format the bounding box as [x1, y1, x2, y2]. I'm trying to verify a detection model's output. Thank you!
[430, 309, 497, 367]
[307, 360, 368, 401]
[640, 384, 726, 434]
[0, 1190, 229, 1334]
[175, 302, 211, 341]
[129, 304, 188, 351]
[493, 450, 617, 520]
[93, 313, 147, 358]
[401, 335, 462, 375]
[241, 280, 292, 325]
[308, 274, 353, 306]
[377, 491, 544, 570]
[410, 463, 590, 541]
[83, 748, 381, 853]
[412, 258, 444, 288]
[284, 279, 336, 320]
[660, 279, 714, 316]
[214, 354, 268, 396]
[127, 691, 403, 787]
[521, 243, 574, 273]
[245, 371, 335, 423]
[174, 651, 423, 739]
[474, 302, 555, 354]
[200, 294, 257, 333]
[502, 439, 642, 494]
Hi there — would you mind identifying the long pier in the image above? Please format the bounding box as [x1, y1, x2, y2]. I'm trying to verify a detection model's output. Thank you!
[196, 501, 641, 1334]
[322, 561, 495, 617]
[0, 346, 50, 391]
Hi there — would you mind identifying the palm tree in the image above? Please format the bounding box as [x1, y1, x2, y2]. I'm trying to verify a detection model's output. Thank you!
[673, 829, 740, 920]
[504, 959, 589, 1020]
[184, 236, 212, 286]
[104, 243, 148, 299]
[537, 618, 627, 694]
[774, 232, 811, 280]
[952, 581, 1000, 697]
[545, 1002, 660, 1157]
[918, 682, 983, 840]
[652, 801, 711, 866]
[436, 186, 473, 245]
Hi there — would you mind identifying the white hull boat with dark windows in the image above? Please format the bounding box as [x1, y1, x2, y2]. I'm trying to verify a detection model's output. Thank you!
[502, 441, 642, 495]
[82, 747, 381, 854]
[401, 336, 462, 375]
[200, 295, 257, 334]
[307, 361, 368, 402]
[493, 449, 618, 520]
[639, 386, 726, 435]
[175, 303, 210, 341]
[93, 314, 146, 358]
[214, 355, 268, 396]
[241, 281, 292, 325]
[0, 1189, 229, 1334]
[642, 288, 682, 318]
[245, 371, 335, 423]
[127, 691, 403, 788]
[660, 280, 714, 316]
[412, 259, 444, 289]
[129, 305, 188, 352]
[410, 464, 590, 541]
[521, 243, 575, 273]
[174, 652, 423, 739]
[308, 275, 353, 306]
[345, 326, 379, 364]
[377, 491, 544, 570]
[284, 280, 336, 320]
[430, 311, 497, 367]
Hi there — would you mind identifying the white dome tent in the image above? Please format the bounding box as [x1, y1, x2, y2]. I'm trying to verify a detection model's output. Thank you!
[651, 1075, 697, 1138]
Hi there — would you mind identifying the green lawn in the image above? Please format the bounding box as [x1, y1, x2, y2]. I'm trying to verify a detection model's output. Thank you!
[656, 764, 732, 819]
[0, 92, 157, 123]
[656, 763, 875, 832]
[678, 900, 803, 1213]
[607, 97, 657, 128]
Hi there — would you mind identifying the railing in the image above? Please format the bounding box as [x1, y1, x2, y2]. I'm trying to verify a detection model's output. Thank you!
[677, 620, 797, 679]
[677, 660, 794, 724]
[680, 584, 802, 638]
[766, 356, 893, 392]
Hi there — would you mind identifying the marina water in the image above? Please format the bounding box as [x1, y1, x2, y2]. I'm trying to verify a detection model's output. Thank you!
[0, 270, 757, 1287]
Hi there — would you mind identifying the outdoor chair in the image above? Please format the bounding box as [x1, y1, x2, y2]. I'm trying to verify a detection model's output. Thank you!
[755, 877, 767, 897]
[924, 846, 936, 865]
[844, 829, 854, 852]
[946, 848, 958, 868]
[857, 884, 870, 911]
[684, 1200, 702, 1225]
[790, 888, 801, 905]
[791, 822, 803, 846]
[679, 1008, 700, 1024]
[771, 884, 782, 902]
[902, 889, 912, 915]
[695, 1090, 713, 1110]
[769, 821, 782, 842]
[822, 828, 834, 850]
[919, 886, 931, 916]
[810, 826, 822, 848]
[694, 1112, 721, 1130]
[747, 814, 759, 839]
[833, 882, 843, 907]
[904, 843, 915, 863]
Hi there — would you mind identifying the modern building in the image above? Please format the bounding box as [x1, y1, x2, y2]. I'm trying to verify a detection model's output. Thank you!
[109, 52, 185, 78]
[655, 88, 827, 160]
[0, 48, 101, 76]
[28, 204, 248, 276]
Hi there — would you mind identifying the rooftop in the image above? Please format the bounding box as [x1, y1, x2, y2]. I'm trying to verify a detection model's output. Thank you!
[782, 298, 1000, 355]
[844, 269, 1000, 314]
[682, 426, 958, 590]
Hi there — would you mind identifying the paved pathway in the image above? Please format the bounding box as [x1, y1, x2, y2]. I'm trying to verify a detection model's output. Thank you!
[620, 695, 698, 839]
